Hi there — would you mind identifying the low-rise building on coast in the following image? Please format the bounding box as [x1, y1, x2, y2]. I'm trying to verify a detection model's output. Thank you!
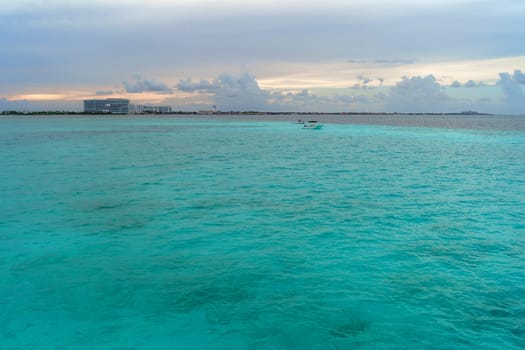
[129, 104, 173, 114]
[83, 98, 129, 114]
[82, 99, 173, 114]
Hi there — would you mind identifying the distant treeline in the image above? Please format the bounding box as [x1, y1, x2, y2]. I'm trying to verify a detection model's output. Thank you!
[0, 111, 198, 116]
[1, 110, 492, 116]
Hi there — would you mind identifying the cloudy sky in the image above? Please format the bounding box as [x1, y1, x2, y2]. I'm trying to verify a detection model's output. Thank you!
[1, 0, 524, 113]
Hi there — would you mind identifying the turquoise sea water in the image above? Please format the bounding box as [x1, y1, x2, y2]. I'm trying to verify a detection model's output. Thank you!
[1, 115, 524, 349]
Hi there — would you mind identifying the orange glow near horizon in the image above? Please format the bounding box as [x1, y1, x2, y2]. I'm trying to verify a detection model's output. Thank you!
[8, 90, 189, 104]
[12, 93, 66, 101]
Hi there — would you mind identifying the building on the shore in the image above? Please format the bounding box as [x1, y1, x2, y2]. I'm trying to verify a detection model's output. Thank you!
[129, 104, 144, 114]
[84, 99, 129, 114]
[155, 105, 172, 114]
[129, 104, 172, 114]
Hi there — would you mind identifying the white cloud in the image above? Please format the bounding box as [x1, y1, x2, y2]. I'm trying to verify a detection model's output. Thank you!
[512, 69, 525, 84]
[381, 75, 453, 113]
[214, 73, 270, 111]
[498, 72, 522, 98]
[497, 69, 524, 113]
[176, 73, 272, 111]
[176, 78, 220, 93]
[171, 71, 525, 114]
[464, 80, 479, 88]
[175, 73, 364, 112]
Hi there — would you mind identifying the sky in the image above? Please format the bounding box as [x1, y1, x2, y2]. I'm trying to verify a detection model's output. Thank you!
[1, 0, 524, 113]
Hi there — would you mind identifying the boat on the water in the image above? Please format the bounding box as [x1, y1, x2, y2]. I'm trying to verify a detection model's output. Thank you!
[303, 120, 323, 129]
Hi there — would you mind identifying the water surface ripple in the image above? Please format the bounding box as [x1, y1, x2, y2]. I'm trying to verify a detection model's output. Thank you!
[1, 116, 524, 349]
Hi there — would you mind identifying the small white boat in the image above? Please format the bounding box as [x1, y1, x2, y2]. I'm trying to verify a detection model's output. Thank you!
[303, 120, 323, 129]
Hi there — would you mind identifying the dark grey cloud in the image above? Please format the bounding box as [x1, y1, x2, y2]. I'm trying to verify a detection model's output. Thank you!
[123, 77, 172, 94]
[450, 80, 462, 88]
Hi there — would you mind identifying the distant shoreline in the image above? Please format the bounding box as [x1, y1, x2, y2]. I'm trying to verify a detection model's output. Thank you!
[1, 111, 493, 116]
[2, 111, 524, 131]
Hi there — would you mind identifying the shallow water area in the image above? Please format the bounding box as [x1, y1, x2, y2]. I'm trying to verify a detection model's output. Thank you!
[1, 115, 524, 349]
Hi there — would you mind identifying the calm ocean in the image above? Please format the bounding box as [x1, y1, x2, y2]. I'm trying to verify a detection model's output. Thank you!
[1, 115, 524, 349]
